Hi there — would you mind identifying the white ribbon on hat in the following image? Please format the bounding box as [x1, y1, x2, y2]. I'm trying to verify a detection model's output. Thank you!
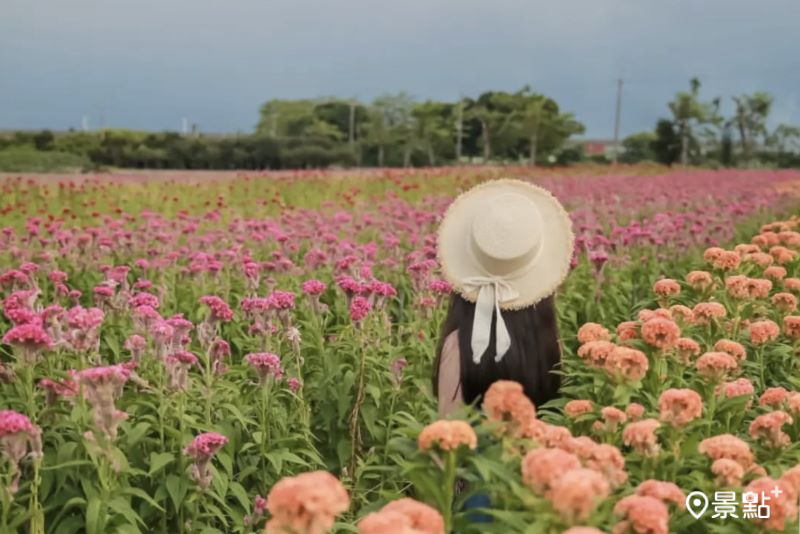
[462, 276, 520, 364]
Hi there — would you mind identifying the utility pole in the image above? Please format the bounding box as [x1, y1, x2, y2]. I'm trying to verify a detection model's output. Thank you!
[612, 78, 623, 165]
[455, 95, 464, 162]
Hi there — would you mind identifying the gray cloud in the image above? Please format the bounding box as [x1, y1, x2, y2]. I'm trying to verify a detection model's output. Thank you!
[2, 0, 798, 137]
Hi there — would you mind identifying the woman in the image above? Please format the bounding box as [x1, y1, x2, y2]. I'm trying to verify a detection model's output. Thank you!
[430, 178, 574, 521]
[432, 178, 574, 418]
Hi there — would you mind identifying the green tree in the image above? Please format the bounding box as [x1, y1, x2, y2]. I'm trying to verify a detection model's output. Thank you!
[620, 132, 656, 163]
[732, 92, 773, 163]
[668, 78, 712, 166]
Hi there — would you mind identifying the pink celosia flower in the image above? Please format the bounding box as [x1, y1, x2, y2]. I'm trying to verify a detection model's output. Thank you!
[199, 295, 234, 322]
[427, 279, 452, 295]
[165, 351, 198, 390]
[547, 468, 610, 523]
[565, 400, 594, 418]
[0, 410, 42, 494]
[417, 420, 477, 452]
[622, 419, 661, 457]
[584, 443, 628, 488]
[349, 296, 372, 323]
[124, 334, 147, 361]
[577, 322, 611, 344]
[302, 279, 327, 295]
[749, 411, 793, 448]
[287, 377, 301, 393]
[749, 319, 780, 345]
[695, 352, 738, 380]
[521, 448, 581, 495]
[658, 388, 702, 427]
[612, 495, 669, 534]
[600, 406, 627, 431]
[711, 458, 745, 487]
[266, 471, 350, 534]
[635, 480, 686, 509]
[245, 352, 283, 384]
[2, 323, 52, 363]
[75, 365, 130, 441]
[184, 432, 228, 490]
[640, 318, 680, 350]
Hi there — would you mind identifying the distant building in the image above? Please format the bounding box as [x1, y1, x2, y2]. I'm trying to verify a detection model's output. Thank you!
[571, 138, 622, 159]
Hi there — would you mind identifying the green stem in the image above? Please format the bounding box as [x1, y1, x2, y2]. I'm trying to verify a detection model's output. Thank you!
[442, 452, 456, 533]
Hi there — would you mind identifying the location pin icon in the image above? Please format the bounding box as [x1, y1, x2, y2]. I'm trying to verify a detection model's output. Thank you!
[686, 491, 709, 519]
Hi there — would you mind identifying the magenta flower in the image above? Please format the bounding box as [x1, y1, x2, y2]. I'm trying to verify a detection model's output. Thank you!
[199, 295, 234, 322]
[245, 352, 283, 384]
[349, 296, 372, 323]
[184, 432, 228, 490]
[269, 290, 296, 310]
[75, 365, 130, 441]
[0, 410, 42, 494]
[287, 377, 301, 393]
[302, 279, 327, 296]
[3, 323, 52, 352]
[427, 279, 452, 295]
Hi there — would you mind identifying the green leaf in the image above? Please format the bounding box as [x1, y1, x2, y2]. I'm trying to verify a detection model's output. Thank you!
[107, 496, 144, 526]
[166, 475, 188, 514]
[147, 452, 175, 477]
[120, 486, 165, 511]
[85, 497, 105, 534]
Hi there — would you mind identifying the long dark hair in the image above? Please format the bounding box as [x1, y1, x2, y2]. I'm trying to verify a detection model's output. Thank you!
[433, 292, 562, 409]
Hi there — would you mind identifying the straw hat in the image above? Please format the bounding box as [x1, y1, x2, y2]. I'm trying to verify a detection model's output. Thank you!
[437, 178, 574, 363]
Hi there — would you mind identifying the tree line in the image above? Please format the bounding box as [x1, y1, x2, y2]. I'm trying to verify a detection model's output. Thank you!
[621, 78, 800, 168]
[0, 87, 584, 171]
[1, 81, 798, 171]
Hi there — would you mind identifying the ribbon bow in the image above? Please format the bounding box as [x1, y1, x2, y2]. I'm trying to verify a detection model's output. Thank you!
[462, 276, 520, 364]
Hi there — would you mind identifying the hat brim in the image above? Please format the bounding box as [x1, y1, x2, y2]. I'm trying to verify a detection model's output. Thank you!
[437, 178, 575, 310]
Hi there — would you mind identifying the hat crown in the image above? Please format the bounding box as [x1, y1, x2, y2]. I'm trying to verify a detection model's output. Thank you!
[470, 192, 542, 276]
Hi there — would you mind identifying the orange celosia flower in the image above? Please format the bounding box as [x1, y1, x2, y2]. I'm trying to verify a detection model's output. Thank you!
[764, 265, 787, 281]
[743, 251, 774, 267]
[784, 277, 800, 293]
[357, 498, 444, 534]
[577, 340, 616, 368]
[482, 380, 536, 437]
[612, 495, 669, 534]
[713, 250, 741, 271]
[565, 400, 594, 419]
[653, 278, 680, 297]
[686, 270, 714, 291]
[770, 245, 798, 265]
[547, 468, 610, 523]
[698, 434, 754, 470]
[675, 337, 701, 364]
[622, 419, 661, 457]
[604, 347, 649, 382]
[521, 447, 581, 495]
[695, 352, 738, 380]
[749, 319, 780, 345]
[635, 480, 686, 509]
[692, 302, 727, 324]
[265, 471, 350, 534]
[625, 403, 645, 421]
[759, 386, 789, 408]
[417, 420, 477, 452]
[640, 318, 680, 350]
[668, 305, 694, 324]
[713, 339, 746, 362]
[577, 322, 611, 344]
[616, 321, 639, 342]
[772, 292, 798, 313]
[715, 378, 755, 401]
[658, 388, 702, 428]
[744, 478, 798, 531]
[749, 411, 793, 448]
[784, 316, 800, 339]
[711, 458, 745, 487]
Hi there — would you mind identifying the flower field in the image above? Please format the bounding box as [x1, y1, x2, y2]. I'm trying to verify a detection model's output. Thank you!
[2, 167, 800, 533]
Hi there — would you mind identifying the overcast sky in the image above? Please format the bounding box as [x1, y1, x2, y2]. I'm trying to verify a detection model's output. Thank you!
[2, 0, 798, 138]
